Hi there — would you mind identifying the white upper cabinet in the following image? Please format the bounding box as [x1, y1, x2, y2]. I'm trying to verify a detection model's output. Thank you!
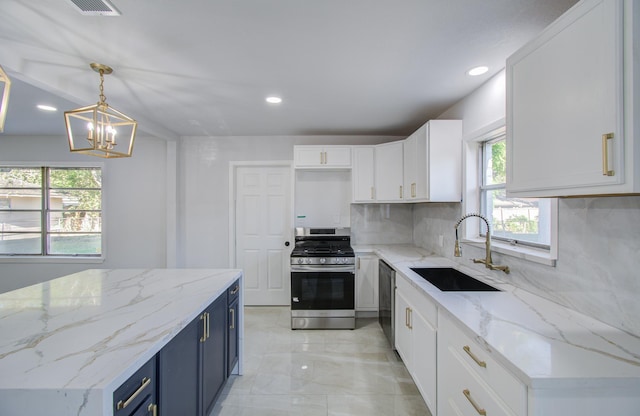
[294, 146, 352, 169]
[506, 0, 639, 197]
[374, 141, 404, 202]
[352, 146, 376, 202]
[403, 120, 462, 202]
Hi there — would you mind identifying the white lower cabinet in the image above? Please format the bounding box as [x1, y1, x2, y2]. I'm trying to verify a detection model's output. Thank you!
[395, 274, 437, 414]
[438, 313, 526, 416]
[355, 254, 378, 313]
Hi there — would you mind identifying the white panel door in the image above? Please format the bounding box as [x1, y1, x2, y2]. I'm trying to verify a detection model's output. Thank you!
[235, 166, 292, 305]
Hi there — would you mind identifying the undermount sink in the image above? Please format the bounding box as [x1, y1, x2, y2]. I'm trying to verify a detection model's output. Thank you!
[410, 267, 500, 292]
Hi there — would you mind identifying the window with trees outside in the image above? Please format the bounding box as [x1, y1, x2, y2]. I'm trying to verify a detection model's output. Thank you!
[0, 166, 102, 257]
[480, 134, 551, 249]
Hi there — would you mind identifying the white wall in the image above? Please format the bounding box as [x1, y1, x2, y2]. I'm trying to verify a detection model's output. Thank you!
[0, 135, 170, 292]
[177, 135, 396, 268]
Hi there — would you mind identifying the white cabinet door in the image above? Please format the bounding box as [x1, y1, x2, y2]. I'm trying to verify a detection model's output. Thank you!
[394, 289, 412, 368]
[294, 146, 325, 167]
[412, 308, 437, 413]
[355, 254, 378, 311]
[294, 146, 352, 168]
[324, 147, 352, 167]
[506, 0, 638, 197]
[375, 141, 404, 201]
[352, 147, 376, 202]
[395, 275, 438, 415]
[403, 130, 422, 200]
[404, 120, 462, 202]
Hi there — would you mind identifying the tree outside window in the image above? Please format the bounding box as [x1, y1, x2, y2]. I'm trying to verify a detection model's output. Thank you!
[0, 166, 102, 256]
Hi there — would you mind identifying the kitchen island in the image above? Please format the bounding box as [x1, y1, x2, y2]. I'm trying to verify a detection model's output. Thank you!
[356, 244, 640, 415]
[0, 268, 243, 416]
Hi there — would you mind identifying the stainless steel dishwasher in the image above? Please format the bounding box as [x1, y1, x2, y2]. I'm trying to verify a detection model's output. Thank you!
[378, 259, 395, 349]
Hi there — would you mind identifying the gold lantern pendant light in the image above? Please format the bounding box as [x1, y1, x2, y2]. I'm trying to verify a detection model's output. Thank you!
[0, 64, 11, 133]
[65, 63, 137, 158]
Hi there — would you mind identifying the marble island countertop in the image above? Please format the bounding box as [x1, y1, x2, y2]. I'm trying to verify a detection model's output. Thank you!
[0, 268, 242, 416]
[355, 244, 640, 390]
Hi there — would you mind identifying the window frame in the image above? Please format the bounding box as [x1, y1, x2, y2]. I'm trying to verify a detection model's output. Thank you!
[461, 121, 558, 266]
[478, 132, 551, 251]
[0, 162, 105, 264]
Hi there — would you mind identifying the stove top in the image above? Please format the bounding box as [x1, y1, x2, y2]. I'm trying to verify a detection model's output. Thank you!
[291, 227, 354, 258]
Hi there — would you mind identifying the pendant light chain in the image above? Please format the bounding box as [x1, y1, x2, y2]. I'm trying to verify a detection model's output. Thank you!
[98, 69, 107, 106]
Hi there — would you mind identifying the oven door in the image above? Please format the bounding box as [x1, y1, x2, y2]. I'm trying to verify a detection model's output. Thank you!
[291, 265, 355, 310]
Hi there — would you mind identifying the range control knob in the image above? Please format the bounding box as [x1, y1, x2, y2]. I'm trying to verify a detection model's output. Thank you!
[320, 258, 326, 264]
[297, 258, 304, 264]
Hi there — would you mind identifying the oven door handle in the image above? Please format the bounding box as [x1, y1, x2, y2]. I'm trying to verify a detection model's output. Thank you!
[291, 265, 355, 273]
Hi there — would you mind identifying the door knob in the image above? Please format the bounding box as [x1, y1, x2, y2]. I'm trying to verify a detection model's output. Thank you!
[285, 241, 290, 246]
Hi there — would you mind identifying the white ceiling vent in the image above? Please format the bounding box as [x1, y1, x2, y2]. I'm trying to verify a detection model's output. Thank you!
[66, 0, 121, 16]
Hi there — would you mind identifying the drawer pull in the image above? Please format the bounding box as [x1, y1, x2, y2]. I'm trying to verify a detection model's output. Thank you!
[200, 312, 210, 342]
[230, 307, 235, 330]
[463, 389, 487, 415]
[148, 403, 158, 416]
[463, 345, 487, 368]
[602, 133, 615, 176]
[230, 285, 240, 295]
[116, 377, 151, 410]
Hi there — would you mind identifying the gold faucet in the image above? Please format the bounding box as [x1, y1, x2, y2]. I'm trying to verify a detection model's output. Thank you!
[454, 213, 510, 274]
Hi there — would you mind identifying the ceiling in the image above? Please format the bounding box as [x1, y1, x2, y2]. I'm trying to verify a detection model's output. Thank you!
[0, 0, 578, 140]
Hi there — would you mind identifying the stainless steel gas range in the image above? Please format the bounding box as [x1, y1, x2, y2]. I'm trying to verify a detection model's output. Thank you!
[290, 227, 355, 329]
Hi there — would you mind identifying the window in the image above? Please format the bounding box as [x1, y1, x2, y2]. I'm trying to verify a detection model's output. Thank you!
[480, 133, 551, 249]
[0, 166, 102, 257]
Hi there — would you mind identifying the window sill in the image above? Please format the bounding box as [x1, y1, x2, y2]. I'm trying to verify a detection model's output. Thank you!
[460, 238, 556, 267]
[0, 256, 105, 264]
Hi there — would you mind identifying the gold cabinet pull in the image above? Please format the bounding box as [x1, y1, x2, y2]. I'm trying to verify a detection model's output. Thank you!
[463, 389, 487, 415]
[230, 285, 240, 295]
[399, 185, 403, 199]
[205, 312, 210, 340]
[408, 308, 412, 329]
[602, 133, 615, 176]
[230, 308, 235, 330]
[405, 307, 413, 329]
[370, 187, 375, 200]
[148, 403, 158, 416]
[200, 312, 209, 342]
[116, 377, 151, 410]
[411, 183, 416, 198]
[357, 257, 361, 269]
[463, 345, 487, 368]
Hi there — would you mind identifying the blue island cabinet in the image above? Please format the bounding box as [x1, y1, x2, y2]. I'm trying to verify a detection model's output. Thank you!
[157, 292, 228, 416]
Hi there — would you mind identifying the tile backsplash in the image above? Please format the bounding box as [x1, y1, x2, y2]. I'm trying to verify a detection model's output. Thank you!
[353, 197, 640, 337]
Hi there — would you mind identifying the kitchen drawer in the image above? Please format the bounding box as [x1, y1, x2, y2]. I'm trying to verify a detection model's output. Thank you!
[113, 357, 157, 416]
[227, 279, 240, 304]
[128, 396, 157, 416]
[397, 273, 437, 327]
[442, 341, 516, 416]
[440, 313, 526, 415]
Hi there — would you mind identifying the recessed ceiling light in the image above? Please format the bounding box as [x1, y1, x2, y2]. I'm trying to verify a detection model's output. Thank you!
[467, 66, 489, 76]
[37, 104, 57, 112]
[266, 96, 282, 104]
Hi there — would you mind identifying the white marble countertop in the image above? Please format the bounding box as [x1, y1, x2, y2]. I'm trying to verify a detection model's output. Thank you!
[354, 244, 640, 390]
[0, 268, 242, 416]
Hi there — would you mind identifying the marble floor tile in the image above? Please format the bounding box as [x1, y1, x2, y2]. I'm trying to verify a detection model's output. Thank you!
[212, 306, 431, 416]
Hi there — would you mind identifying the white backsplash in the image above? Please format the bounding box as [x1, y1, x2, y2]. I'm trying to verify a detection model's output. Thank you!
[350, 204, 413, 245]
[353, 197, 640, 337]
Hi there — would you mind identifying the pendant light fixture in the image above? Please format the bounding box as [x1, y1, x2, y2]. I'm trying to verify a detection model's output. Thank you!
[64, 63, 137, 158]
[0, 64, 11, 133]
